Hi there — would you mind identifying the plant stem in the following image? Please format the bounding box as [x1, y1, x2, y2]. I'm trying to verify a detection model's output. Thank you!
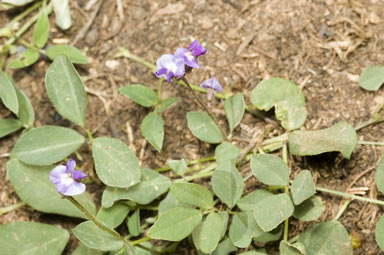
[358, 141, 384, 146]
[316, 187, 384, 206]
[130, 236, 151, 246]
[334, 200, 351, 220]
[355, 118, 384, 131]
[282, 143, 290, 242]
[157, 79, 163, 102]
[115, 47, 156, 71]
[182, 77, 228, 141]
[86, 129, 94, 143]
[0, 201, 26, 215]
[155, 156, 215, 172]
[5, 0, 43, 29]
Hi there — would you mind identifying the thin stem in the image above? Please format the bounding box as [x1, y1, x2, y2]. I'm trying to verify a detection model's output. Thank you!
[0, 201, 26, 215]
[155, 156, 215, 172]
[316, 187, 384, 206]
[182, 77, 228, 141]
[157, 79, 163, 102]
[130, 236, 151, 246]
[86, 129, 94, 143]
[334, 200, 351, 220]
[64, 196, 125, 241]
[5, 0, 43, 29]
[355, 118, 384, 131]
[115, 47, 156, 71]
[282, 142, 289, 242]
[358, 141, 384, 146]
[184, 169, 214, 182]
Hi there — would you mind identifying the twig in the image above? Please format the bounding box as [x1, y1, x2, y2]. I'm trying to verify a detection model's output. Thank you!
[71, 0, 104, 46]
[355, 118, 384, 131]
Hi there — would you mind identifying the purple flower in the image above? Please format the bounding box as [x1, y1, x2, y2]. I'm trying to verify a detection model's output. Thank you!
[155, 54, 185, 83]
[50, 159, 88, 196]
[200, 77, 223, 102]
[174, 40, 207, 68]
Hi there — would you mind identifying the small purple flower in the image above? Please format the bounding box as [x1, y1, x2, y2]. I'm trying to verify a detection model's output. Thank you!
[200, 77, 223, 102]
[155, 54, 185, 83]
[50, 159, 88, 196]
[174, 40, 207, 68]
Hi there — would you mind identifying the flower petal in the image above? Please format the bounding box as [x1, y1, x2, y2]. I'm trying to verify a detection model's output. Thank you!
[66, 158, 76, 173]
[72, 170, 88, 180]
[156, 54, 175, 70]
[200, 77, 223, 92]
[49, 165, 67, 184]
[62, 181, 86, 196]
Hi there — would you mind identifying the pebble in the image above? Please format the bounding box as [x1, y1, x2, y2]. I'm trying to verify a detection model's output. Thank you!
[105, 60, 120, 70]
[85, 28, 99, 46]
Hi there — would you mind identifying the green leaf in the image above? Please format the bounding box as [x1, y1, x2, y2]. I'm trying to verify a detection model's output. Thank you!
[133, 242, 155, 255]
[0, 70, 18, 114]
[2, 0, 35, 6]
[52, 0, 72, 30]
[187, 111, 223, 144]
[93, 137, 141, 188]
[196, 212, 223, 253]
[158, 192, 187, 214]
[167, 158, 188, 176]
[170, 182, 214, 210]
[73, 221, 123, 251]
[0, 119, 22, 138]
[47, 45, 88, 64]
[237, 189, 273, 211]
[45, 55, 87, 126]
[72, 243, 103, 255]
[250, 154, 290, 186]
[293, 196, 323, 221]
[211, 237, 237, 255]
[119, 85, 159, 107]
[229, 211, 263, 248]
[14, 86, 34, 127]
[7, 159, 96, 219]
[253, 225, 283, 244]
[298, 221, 352, 255]
[224, 94, 245, 132]
[359, 66, 384, 91]
[102, 168, 170, 206]
[8, 48, 40, 69]
[33, 10, 50, 48]
[375, 154, 384, 193]
[0, 222, 69, 255]
[218, 211, 229, 239]
[140, 112, 164, 152]
[148, 207, 202, 241]
[11, 126, 85, 165]
[215, 142, 240, 164]
[376, 214, 384, 251]
[288, 121, 357, 159]
[250, 77, 306, 130]
[127, 209, 141, 237]
[96, 203, 130, 229]
[280, 241, 306, 255]
[155, 97, 178, 113]
[211, 161, 244, 208]
[254, 193, 294, 232]
[291, 170, 315, 205]
[238, 250, 268, 255]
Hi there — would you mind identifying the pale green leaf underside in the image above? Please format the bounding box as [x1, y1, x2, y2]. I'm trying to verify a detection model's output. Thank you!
[224, 93, 245, 132]
[375, 214, 384, 251]
[359, 65, 384, 91]
[375, 154, 384, 194]
[293, 196, 323, 221]
[119, 84, 158, 107]
[0, 70, 18, 114]
[250, 154, 290, 186]
[46, 45, 88, 64]
[291, 170, 316, 205]
[187, 111, 223, 144]
[170, 182, 214, 210]
[140, 112, 164, 152]
[0, 119, 22, 138]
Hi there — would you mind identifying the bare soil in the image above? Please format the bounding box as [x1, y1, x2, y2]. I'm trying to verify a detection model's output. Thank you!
[1, 0, 384, 254]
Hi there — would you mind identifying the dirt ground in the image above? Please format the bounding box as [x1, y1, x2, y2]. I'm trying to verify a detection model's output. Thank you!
[1, 0, 384, 254]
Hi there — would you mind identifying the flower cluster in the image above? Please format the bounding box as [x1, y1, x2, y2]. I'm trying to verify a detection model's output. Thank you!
[50, 159, 87, 196]
[155, 40, 206, 83]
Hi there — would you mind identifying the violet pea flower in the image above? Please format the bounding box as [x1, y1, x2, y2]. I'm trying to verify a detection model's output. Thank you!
[50, 159, 88, 196]
[155, 54, 185, 83]
[200, 77, 223, 102]
[174, 40, 207, 68]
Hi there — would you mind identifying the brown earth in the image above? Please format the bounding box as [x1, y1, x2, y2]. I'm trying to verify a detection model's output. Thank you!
[1, 0, 384, 254]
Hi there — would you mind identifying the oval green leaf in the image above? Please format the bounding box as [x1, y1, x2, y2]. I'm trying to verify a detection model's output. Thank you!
[288, 121, 357, 159]
[0, 70, 18, 114]
[254, 193, 294, 232]
[8, 48, 40, 69]
[158, 192, 188, 214]
[187, 111, 223, 144]
[291, 170, 316, 205]
[101, 168, 170, 206]
[45, 55, 87, 126]
[93, 137, 141, 188]
[237, 189, 273, 211]
[280, 240, 306, 255]
[127, 209, 141, 237]
[33, 10, 50, 48]
[6, 159, 96, 218]
[73, 221, 123, 251]
[96, 203, 130, 229]
[47, 45, 88, 64]
[0, 119, 22, 138]
[148, 207, 202, 241]
[52, 0, 72, 30]
[72, 243, 104, 255]
[170, 182, 214, 210]
[140, 112, 164, 152]
[198, 212, 223, 253]
[119, 84, 159, 107]
[251, 77, 306, 130]
[224, 93, 245, 132]
[293, 196, 323, 221]
[375, 154, 384, 194]
[375, 214, 384, 251]
[298, 221, 352, 255]
[14, 86, 35, 127]
[155, 96, 178, 113]
[0, 222, 69, 255]
[250, 154, 290, 186]
[359, 66, 384, 91]
[215, 142, 240, 164]
[12, 126, 85, 165]
[167, 158, 188, 176]
[211, 161, 244, 208]
[229, 211, 263, 248]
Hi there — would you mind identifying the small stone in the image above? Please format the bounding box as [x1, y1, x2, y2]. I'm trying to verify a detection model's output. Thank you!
[105, 60, 120, 70]
[199, 16, 214, 30]
[85, 28, 99, 46]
